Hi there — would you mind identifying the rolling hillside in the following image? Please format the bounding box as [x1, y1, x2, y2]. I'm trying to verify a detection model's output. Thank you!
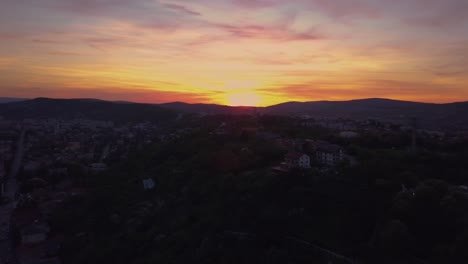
[0, 97, 28, 104]
[1, 97, 467, 130]
[0, 98, 176, 123]
[159, 102, 257, 115]
[263, 98, 468, 130]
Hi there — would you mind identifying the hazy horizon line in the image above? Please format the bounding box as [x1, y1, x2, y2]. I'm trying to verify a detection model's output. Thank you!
[2, 96, 468, 108]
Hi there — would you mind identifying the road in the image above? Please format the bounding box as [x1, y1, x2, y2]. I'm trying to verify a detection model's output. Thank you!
[0, 129, 25, 264]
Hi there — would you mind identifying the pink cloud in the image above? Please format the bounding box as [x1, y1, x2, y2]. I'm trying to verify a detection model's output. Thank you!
[258, 79, 467, 103]
[163, 3, 201, 16]
[214, 24, 323, 41]
[231, 0, 279, 8]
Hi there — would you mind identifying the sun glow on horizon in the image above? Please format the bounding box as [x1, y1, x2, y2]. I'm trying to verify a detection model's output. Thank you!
[225, 91, 263, 107]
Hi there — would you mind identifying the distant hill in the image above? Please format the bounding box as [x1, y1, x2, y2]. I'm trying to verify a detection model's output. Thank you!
[0, 98, 176, 123]
[263, 98, 468, 130]
[159, 102, 257, 115]
[159, 98, 468, 130]
[0, 97, 28, 104]
[263, 98, 431, 118]
[1, 97, 467, 130]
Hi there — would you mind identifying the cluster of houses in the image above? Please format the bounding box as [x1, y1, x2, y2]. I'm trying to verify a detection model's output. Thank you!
[300, 118, 359, 131]
[0, 117, 175, 264]
[208, 119, 352, 173]
[274, 140, 348, 172]
[19, 118, 183, 180]
[0, 127, 17, 198]
[18, 118, 168, 175]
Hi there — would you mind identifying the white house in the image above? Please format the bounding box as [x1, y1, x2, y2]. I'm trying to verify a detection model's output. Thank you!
[285, 151, 311, 169]
[314, 141, 344, 166]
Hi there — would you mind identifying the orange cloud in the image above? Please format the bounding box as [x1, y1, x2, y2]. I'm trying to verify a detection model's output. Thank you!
[1, 0, 468, 104]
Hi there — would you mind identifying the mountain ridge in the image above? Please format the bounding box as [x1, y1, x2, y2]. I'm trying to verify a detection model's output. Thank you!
[0, 97, 29, 104]
[2, 96, 466, 107]
[0, 97, 175, 123]
[1, 97, 468, 130]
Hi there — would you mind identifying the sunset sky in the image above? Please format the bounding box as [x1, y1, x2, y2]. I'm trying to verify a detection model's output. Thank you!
[1, 0, 468, 106]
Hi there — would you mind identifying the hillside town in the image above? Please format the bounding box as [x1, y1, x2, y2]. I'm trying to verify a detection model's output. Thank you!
[0, 118, 164, 264]
[1, 108, 468, 264]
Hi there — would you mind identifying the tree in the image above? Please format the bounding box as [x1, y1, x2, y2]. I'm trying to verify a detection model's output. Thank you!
[377, 219, 413, 259]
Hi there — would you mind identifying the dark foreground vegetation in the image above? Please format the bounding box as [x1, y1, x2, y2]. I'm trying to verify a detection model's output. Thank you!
[41, 116, 468, 264]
